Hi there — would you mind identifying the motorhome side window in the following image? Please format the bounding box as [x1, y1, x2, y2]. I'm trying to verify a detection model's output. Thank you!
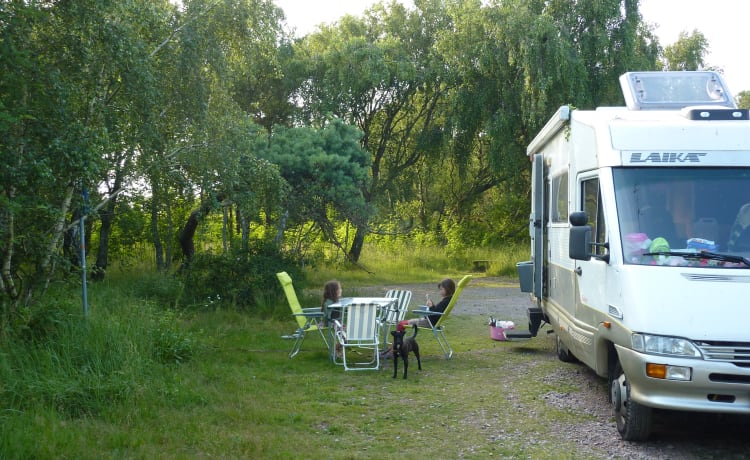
[613, 167, 750, 267]
[582, 178, 606, 255]
[551, 172, 568, 223]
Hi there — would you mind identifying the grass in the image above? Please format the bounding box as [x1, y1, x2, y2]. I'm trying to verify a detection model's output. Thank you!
[305, 243, 530, 287]
[0, 244, 618, 459]
[4, 313, 606, 459]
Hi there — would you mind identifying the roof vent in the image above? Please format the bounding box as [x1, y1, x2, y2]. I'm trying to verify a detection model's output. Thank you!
[620, 71, 736, 110]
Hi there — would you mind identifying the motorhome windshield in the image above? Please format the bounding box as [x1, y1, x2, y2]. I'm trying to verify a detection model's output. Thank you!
[614, 167, 750, 266]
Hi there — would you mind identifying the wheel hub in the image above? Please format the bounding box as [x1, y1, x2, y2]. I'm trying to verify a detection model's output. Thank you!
[611, 374, 627, 415]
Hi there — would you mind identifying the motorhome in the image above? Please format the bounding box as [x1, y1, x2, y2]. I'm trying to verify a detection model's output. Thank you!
[514, 71, 750, 441]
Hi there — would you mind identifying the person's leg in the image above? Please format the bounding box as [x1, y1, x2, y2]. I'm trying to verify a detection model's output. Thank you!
[407, 318, 430, 328]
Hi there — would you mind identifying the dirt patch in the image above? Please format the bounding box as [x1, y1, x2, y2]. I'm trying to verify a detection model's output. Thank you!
[358, 276, 529, 321]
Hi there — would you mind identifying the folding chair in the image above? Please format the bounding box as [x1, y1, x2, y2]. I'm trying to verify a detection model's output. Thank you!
[380, 289, 412, 352]
[333, 302, 382, 371]
[276, 271, 329, 358]
[412, 275, 472, 359]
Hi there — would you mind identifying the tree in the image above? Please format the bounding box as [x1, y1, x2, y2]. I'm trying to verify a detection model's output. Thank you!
[407, 0, 659, 245]
[87, 0, 178, 280]
[663, 30, 709, 71]
[0, 0, 160, 307]
[139, 0, 288, 270]
[261, 120, 371, 260]
[736, 91, 750, 109]
[293, 0, 454, 262]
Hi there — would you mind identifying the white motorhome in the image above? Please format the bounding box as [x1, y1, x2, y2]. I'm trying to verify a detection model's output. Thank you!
[514, 71, 750, 441]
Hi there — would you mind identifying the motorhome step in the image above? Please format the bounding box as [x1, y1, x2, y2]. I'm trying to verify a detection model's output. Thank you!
[503, 330, 534, 340]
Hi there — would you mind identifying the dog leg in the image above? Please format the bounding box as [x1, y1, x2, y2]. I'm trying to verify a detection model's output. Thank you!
[414, 344, 422, 371]
[392, 349, 398, 378]
[402, 353, 408, 379]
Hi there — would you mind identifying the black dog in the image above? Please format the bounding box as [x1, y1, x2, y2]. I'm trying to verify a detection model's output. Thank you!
[391, 325, 421, 379]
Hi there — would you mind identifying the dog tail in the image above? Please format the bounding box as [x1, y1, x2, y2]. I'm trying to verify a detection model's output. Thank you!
[411, 324, 418, 338]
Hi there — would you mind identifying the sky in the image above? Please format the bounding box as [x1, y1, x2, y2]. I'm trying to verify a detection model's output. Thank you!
[274, 0, 750, 94]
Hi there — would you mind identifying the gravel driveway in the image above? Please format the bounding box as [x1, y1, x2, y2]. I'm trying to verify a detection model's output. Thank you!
[359, 276, 750, 459]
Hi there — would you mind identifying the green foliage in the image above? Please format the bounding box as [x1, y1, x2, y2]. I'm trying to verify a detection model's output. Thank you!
[1, 307, 136, 418]
[737, 90, 750, 109]
[150, 308, 197, 364]
[178, 241, 301, 311]
[305, 240, 528, 288]
[104, 269, 185, 308]
[663, 29, 709, 71]
[0, 286, 625, 459]
[0, 293, 200, 424]
[10, 301, 76, 345]
[2, 0, 669, 317]
[262, 120, 372, 235]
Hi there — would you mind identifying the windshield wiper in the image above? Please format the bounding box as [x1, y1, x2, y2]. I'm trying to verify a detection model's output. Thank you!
[643, 251, 750, 267]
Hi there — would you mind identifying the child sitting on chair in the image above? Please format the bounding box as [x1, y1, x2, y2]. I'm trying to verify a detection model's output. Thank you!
[321, 280, 342, 323]
[382, 278, 456, 359]
[407, 278, 456, 328]
[322, 280, 344, 358]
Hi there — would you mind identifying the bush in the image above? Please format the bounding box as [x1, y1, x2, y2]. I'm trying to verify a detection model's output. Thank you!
[150, 308, 197, 364]
[178, 241, 302, 310]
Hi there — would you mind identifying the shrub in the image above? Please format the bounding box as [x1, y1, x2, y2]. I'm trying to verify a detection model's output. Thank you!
[178, 241, 302, 310]
[150, 308, 197, 364]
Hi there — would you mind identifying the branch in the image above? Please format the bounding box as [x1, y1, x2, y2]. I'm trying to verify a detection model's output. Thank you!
[65, 188, 126, 232]
[150, 0, 223, 58]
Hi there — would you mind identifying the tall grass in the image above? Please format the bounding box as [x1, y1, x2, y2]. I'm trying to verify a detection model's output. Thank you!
[0, 244, 543, 459]
[0, 271, 202, 457]
[306, 242, 528, 287]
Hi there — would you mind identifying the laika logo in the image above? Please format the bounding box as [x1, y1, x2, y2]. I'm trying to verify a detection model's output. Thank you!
[629, 152, 707, 163]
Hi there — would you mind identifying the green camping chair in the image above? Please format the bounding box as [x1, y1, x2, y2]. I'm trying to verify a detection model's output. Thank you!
[277, 271, 329, 358]
[411, 275, 472, 359]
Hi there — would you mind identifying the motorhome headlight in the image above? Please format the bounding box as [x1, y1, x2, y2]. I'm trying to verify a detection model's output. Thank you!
[631, 333, 702, 358]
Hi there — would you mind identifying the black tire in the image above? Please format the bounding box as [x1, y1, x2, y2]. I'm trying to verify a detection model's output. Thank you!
[556, 334, 578, 363]
[610, 361, 653, 441]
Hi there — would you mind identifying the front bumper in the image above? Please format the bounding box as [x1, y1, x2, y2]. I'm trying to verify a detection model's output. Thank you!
[617, 345, 750, 413]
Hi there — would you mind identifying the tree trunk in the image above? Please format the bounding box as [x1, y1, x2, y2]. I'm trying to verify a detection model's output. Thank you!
[151, 187, 164, 271]
[178, 209, 200, 263]
[164, 197, 173, 270]
[178, 203, 210, 268]
[26, 184, 75, 306]
[274, 209, 288, 247]
[222, 205, 229, 253]
[238, 206, 250, 252]
[63, 207, 82, 270]
[92, 198, 114, 281]
[347, 224, 367, 263]
[1, 184, 19, 304]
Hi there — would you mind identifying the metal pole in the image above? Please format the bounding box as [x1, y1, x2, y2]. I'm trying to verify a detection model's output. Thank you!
[80, 187, 89, 319]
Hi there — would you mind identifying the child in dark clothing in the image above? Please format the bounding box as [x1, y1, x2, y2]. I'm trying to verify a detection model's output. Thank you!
[408, 278, 456, 327]
[382, 278, 456, 359]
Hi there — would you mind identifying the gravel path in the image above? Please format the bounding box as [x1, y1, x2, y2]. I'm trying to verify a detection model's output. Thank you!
[359, 276, 750, 459]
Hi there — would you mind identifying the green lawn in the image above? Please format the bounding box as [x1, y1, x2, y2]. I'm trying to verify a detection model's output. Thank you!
[2, 304, 610, 459]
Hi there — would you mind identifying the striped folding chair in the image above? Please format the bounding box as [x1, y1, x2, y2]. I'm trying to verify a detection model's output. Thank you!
[333, 302, 382, 371]
[380, 289, 412, 352]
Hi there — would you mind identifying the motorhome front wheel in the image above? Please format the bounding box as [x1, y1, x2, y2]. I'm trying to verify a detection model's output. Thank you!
[610, 363, 653, 441]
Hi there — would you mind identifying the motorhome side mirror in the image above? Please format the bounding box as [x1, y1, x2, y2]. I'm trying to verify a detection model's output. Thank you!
[569, 225, 592, 260]
[569, 211, 588, 226]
